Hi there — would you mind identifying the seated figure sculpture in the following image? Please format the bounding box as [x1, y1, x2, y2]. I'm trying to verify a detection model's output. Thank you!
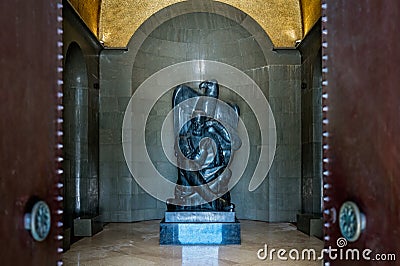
[167, 80, 241, 212]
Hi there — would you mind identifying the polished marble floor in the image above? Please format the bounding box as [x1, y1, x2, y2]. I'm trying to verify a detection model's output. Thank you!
[63, 220, 323, 265]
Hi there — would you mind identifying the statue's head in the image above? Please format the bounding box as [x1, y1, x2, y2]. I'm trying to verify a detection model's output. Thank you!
[199, 79, 219, 98]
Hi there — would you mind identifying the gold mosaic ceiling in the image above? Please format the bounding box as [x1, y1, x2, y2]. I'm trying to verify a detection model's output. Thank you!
[68, 0, 320, 48]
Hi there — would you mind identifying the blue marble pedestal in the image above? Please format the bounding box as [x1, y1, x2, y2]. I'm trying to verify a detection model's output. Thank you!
[160, 212, 241, 245]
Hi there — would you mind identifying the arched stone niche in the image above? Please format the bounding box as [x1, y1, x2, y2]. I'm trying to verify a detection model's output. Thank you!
[63, 42, 89, 229]
[99, 0, 302, 222]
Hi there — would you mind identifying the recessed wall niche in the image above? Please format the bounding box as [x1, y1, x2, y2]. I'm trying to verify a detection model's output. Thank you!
[63, 42, 89, 232]
[99, 1, 302, 222]
[62, 3, 103, 247]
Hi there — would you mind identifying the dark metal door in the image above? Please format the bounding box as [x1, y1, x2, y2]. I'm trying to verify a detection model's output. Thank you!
[0, 1, 63, 265]
[323, 1, 400, 265]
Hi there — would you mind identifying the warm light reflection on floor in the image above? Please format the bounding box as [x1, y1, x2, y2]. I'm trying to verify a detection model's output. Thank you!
[182, 246, 219, 265]
[63, 220, 323, 265]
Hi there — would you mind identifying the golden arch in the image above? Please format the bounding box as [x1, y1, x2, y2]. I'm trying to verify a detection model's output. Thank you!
[69, 0, 320, 48]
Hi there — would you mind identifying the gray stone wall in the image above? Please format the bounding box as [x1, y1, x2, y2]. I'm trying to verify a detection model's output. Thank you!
[299, 21, 322, 215]
[99, 8, 302, 222]
[267, 61, 302, 221]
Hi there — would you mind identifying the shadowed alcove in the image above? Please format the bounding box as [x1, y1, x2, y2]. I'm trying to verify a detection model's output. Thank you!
[63, 42, 89, 238]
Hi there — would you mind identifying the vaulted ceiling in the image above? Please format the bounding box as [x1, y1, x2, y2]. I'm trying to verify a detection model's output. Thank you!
[68, 0, 320, 48]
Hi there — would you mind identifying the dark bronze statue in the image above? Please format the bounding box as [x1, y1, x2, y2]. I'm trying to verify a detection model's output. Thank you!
[167, 80, 241, 212]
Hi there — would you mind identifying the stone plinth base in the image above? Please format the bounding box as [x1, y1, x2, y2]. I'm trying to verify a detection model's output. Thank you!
[297, 213, 323, 239]
[160, 211, 241, 245]
[73, 216, 103, 237]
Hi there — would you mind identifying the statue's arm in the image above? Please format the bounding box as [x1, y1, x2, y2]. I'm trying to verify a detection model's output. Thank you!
[205, 121, 230, 142]
[175, 135, 213, 169]
[205, 121, 242, 150]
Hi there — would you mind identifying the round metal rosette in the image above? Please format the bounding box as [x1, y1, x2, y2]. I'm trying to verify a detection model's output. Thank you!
[339, 201, 366, 242]
[24, 201, 51, 242]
